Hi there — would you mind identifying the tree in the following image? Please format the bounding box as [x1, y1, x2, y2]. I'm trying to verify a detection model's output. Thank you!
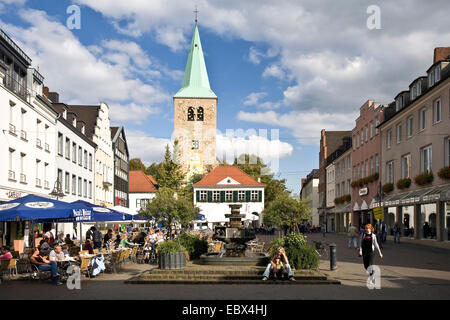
[130, 158, 146, 172]
[263, 193, 312, 233]
[232, 154, 290, 208]
[156, 141, 185, 191]
[141, 187, 199, 238]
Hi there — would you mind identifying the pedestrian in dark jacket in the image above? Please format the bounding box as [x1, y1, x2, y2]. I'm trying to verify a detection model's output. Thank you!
[359, 224, 383, 284]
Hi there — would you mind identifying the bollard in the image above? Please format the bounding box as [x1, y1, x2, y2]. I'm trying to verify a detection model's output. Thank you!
[329, 243, 337, 271]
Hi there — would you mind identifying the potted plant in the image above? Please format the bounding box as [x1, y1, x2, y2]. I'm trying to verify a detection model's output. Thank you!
[396, 178, 411, 190]
[414, 171, 434, 186]
[157, 240, 187, 270]
[438, 166, 450, 180]
[382, 183, 394, 193]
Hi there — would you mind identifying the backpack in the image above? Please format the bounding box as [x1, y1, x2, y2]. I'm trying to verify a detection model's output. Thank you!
[93, 230, 102, 243]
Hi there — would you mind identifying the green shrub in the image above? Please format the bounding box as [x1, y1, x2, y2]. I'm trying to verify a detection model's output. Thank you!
[178, 233, 208, 260]
[268, 232, 318, 269]
[382, 183, 394, 193]
[438, 166, 450, 180]
[157, 240, 185, 254]
[286, 245, 319, 270]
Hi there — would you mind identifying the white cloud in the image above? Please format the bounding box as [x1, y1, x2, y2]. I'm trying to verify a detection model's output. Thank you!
[237, 110, 356, 146]
[1, 9, 174, 125]
[262, 64, 285, 79]
[126, 130, 171, 165]
[73, 0, 450, 115]
[216, 133, 293, 165]
[243, 92, 267, 106]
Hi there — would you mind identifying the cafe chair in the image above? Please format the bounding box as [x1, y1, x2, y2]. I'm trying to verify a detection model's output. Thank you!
[79, 256, 92, 279]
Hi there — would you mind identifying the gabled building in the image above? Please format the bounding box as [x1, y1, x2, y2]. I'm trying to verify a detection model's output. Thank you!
[378, 47, 450, 241]
[318, 130, 352, 229]
[193, 166, 265, 229]
[0, 29, 59, 247]
[129, 171, 158, 214]
[61, 103, 114, 207]
[111, 126, 129, 207]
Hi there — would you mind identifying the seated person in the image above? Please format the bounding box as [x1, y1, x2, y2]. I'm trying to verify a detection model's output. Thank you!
[114, 235, 122, 249]
[103, 229, 113, 246]
[49, 244, 65, 262]
[55, 233, 65, 246]
[261, 247, 295, 281]
[30, 248, 62, 285]
[61, 244, 70, 256]
[64, 234, 74, 246]
[39, 238, 52, 256]
[0, 246, 12, 260]
[83, 239, 94, 254]
[120, 234, 134, 248]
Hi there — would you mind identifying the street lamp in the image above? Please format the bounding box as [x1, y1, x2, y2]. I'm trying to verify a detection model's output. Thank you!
[49, 180, 65, 237]
[49, 180, 65, 200]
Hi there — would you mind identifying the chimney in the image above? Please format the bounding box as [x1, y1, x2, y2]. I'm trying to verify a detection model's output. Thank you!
[43, 86, 49, 98]
[433, 47, 450, 64]
[48, 92, 59, 103]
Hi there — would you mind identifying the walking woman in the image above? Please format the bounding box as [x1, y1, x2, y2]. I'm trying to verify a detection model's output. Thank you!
[359, 224, 383, 280]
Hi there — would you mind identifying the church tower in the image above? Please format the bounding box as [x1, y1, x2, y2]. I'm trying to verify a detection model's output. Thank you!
[173, 23, 217, 179]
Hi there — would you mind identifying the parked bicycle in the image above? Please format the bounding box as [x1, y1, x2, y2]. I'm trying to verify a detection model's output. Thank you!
[313, 240, 328, 258]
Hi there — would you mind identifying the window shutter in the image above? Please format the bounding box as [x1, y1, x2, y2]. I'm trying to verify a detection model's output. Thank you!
[246, 191, 250, 202]
[196, 190, 200, 202]
[208, 191, 212, 202]
[220, 191, 225, 202]
[233, 191, 238, 202]
[258, 190, 262, 202]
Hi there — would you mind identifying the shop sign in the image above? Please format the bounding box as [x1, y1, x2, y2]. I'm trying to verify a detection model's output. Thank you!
[373, 206, 384, 220]
[359, 188, 369, 196]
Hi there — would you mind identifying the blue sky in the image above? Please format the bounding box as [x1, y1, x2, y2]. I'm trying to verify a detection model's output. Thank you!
[2, 0, 450, 194]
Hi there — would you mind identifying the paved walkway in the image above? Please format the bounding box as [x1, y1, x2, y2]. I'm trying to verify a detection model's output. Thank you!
[0, 233, 449, 300]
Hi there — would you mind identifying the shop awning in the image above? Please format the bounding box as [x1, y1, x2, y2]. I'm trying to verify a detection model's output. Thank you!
[0, 194, 92, 222]
[379, 183, 450, 207]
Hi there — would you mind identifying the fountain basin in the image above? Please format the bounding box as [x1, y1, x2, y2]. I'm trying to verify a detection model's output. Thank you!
[198, 251, 269, 266]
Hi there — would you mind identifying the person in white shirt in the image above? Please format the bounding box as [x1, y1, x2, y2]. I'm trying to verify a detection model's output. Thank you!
[49, 244, 65, 262]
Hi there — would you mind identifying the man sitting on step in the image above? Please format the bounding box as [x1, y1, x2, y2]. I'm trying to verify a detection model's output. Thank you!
[262, 247, 295, 281]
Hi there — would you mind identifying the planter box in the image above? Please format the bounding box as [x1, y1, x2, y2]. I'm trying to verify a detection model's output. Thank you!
[14, 239, 25, 254]
[158, 252, 187, 270]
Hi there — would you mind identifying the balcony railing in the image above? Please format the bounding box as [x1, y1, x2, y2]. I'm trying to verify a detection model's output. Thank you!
[20, 130, 27, 141]
[36, 138, 42, 148]
[8, 170, 15, 181]
[9, 123, 16, 136]
[44, 180, 49, 189]
[20, 173, 26, 184]
[36, 178, 41, 187]
[45, 143, 50, 152]
[3, 73, 28, 100]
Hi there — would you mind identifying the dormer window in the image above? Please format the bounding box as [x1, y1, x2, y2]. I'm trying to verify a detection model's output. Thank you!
[428, 64, 441, 88]
[81, 125, 85, 134]
[72, 118, 76, 127]
[395, 95, 403, 112]
[62, 109, 67, 119]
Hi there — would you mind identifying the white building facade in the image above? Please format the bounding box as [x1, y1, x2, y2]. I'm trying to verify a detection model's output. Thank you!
[193, 166, 265, 229]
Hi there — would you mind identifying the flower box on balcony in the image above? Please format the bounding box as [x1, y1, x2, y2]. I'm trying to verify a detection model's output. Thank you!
[396, 178, 411, 190]
[382, 183, 394, 193]
[438, 166, 450, 180]
[414, 171, 434, 186]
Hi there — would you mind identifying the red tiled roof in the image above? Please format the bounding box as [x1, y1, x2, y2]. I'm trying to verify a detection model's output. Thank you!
[129, 171, 158, 193]
[193, 166, 265, 187]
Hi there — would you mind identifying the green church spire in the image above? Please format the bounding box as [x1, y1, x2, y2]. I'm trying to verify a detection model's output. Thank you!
[174, 24, 217, 99]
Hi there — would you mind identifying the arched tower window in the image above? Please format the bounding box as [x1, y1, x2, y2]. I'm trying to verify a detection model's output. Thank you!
[197, 107, 204, 121]
[187, 107, 195, 121]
